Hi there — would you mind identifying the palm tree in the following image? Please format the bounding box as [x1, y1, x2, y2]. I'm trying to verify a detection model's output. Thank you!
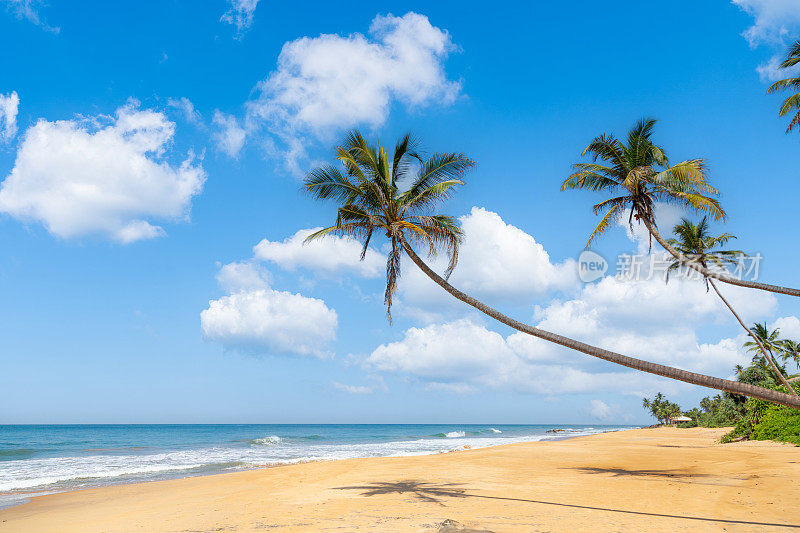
[781, 340, 800, 382]
[642, 393, 681, 424]
[303, 130, 800, 408]
[666, 218, 797, 396]
[766, 40, 800, 133]
[562, 118, 800, 298]
[744, 323, 797, 393]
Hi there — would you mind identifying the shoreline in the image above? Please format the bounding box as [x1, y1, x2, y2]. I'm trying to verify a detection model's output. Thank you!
[2, 427, 799, 532]
[0, 425, 623, 510]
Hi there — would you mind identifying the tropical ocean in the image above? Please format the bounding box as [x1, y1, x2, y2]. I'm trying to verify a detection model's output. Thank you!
[0, 424, 636, 509]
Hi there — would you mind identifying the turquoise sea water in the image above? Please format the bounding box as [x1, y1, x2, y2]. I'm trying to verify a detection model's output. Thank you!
[0, 424, 636, 508]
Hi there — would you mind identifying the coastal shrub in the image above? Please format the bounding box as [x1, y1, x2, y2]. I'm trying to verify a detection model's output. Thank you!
[750, 405, 800, 445]
[721, 397, 771, 443]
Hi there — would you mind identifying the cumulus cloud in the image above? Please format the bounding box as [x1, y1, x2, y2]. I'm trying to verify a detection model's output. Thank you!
[365, 319, 680, 395]
[202, 258, 338, 358]
[220, 0, 259, 36]
[253, 227, 384, 277]
[772, 315, 800, 340]
[534, 274, 772, 373]
[732, 0, 800, 81]
[399, 207, 578, 313]
[0, 101, 205, 242]
[215, 261, 272, 293]
[0, 91, 19, 143]
[201, 288, 337, 358]
[223, 12, 460, 171]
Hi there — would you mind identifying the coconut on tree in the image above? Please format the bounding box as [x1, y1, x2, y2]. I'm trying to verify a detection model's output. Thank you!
[302, 130, 800, 408]
[561, 118, 800, 297]
[665, 217, 797, 396]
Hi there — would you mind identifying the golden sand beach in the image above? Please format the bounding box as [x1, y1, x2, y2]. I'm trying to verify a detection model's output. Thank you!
[1, 427, 798, 532]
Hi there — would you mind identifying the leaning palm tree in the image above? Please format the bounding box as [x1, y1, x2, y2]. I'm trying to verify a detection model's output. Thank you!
[666, 218, 797, 396]
[766, 40, 800, 133]
[744, 324, 795, 391]
[303, 130, 800, 408]
[562, 118, 800, 297]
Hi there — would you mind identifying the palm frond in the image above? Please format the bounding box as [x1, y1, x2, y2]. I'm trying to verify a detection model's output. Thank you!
[778, 93, 800, 117]
[405, 153, 474, 200]
[562, 165, 621, 191]
[303, 165, 361, 204]
[587, 204, 620, 246]
[400, 179, 464, 211]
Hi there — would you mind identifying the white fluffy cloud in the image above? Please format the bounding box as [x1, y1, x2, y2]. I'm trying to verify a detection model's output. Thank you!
[219, 12, 460, 171]
[220, 0, 259, 36]
[365, 319, 677, 395]
[254, 227, 384, 277]
[203, 259, 339, 357]
[0, 91, 19, 142]
[399, 207, 577, 312]
[0, 101, 205, 242]
[732, 0, 800, 81]
[773, 315, 800, 340]
[215, 261, 272, 293]
[202, 259, 338, 358]
[534, 274, 773, 374]
[201, 288, 337, 358]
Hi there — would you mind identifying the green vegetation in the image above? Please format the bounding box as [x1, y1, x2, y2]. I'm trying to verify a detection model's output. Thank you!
[750, 405, 800, 445]
[654, 348, 800, 445]
[640, 320, 800, 445]
[642, 393, 681, 424]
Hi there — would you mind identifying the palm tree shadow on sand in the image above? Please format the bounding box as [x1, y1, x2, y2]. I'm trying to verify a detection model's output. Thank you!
[336, 480, 469, 505]
[334, 479, 800, 528]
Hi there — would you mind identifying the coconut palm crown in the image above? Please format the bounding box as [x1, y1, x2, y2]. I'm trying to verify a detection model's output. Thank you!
[767, 40, 800, 133]
[561, 118, 724, 246]
[303, 131, 474, 320]
[665, 216, 742, 289]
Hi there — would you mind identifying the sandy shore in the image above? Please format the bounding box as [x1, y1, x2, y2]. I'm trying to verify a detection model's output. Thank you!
[1, 427, 799, 532]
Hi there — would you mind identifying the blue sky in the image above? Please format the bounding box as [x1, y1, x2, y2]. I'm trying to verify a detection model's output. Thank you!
[1, 0, 799, 424]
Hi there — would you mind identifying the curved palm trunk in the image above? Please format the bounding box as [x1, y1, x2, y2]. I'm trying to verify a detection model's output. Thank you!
[708, 279, 798, 396]
[400, 239, 800, 409]
[640, 218, 800, 298]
